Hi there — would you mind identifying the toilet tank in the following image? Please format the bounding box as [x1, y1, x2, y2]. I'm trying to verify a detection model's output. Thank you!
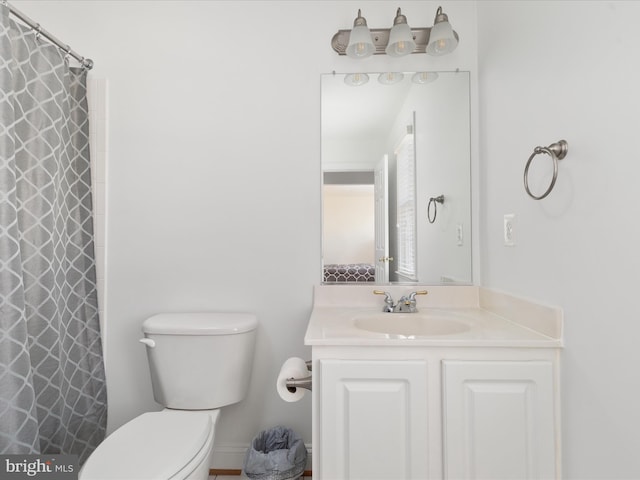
[141, 313, 257, 410]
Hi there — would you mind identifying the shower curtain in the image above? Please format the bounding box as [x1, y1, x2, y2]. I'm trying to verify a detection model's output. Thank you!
[0, 5, 106, 464]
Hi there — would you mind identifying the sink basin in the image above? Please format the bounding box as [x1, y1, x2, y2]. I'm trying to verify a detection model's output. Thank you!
[354, 313, 471, 338]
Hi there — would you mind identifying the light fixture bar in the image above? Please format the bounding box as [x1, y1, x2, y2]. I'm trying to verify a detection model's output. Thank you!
[331, 27, 458, 56]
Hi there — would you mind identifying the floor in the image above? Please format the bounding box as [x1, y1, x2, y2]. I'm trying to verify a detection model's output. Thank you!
[211, 477, 311, 479]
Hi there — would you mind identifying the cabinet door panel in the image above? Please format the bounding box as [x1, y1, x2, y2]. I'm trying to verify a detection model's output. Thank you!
[442, 361, 557, 480]
[319, 359, 428, 480]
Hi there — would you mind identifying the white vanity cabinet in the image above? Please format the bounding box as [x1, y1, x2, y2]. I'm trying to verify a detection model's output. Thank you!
[313, 349, 561, 480]
[318, 359, 430, 479]
[305, 285, 564, 480]
[442, 360, 558, 480]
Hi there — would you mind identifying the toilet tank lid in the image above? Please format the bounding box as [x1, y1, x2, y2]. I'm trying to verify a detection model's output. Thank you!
[143, 312, 257, 335]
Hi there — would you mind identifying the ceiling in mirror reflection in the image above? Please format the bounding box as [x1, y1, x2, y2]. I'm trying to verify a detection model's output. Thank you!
[323, 74, 411, 141]
[321, 71, 472, 286]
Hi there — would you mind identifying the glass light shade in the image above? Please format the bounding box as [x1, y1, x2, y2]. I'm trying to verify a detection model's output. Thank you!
[412, 72, 439, 84]
[344, 73, 370, 87]
[386, 22, 416, 57]
[426, 20, 458, 56]
[378, 72, 404, 85]
[346, 24, 375, 58]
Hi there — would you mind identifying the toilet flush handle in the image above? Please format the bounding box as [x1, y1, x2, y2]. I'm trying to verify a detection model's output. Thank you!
[139, 338, 155, 348]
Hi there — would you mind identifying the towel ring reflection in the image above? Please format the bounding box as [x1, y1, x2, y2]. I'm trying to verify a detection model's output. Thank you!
[427, 195, 444, 223]
[524, 140, 568, 200]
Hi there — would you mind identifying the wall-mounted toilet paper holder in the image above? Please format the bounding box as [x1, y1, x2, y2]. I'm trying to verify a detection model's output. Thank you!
[286, 360, 312, 392]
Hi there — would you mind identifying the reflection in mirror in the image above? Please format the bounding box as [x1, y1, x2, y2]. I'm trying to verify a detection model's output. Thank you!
[321, 71, 471, 285]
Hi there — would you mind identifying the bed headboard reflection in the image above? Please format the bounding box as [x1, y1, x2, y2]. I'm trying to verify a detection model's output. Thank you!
[323, 263, 375, 283]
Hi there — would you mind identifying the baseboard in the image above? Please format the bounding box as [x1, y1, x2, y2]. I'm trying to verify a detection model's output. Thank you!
[211, 442, 312, 472]
[210, 443, 248, 471]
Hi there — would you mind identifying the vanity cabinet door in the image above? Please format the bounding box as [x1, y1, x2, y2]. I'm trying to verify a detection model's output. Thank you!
[319, 359, 429, 480]
[442, 360, 558, 480]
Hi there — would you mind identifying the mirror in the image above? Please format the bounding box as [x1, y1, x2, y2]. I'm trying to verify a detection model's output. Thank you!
[321, 71, 471, 285]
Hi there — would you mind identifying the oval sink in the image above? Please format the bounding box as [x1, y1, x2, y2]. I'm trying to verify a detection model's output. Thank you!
[354, 313, 471, 338]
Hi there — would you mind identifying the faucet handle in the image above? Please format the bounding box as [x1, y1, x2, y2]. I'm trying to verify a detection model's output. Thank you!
[373, 290, 395, 312]
[399, 290, 428, 313]
[408, 290, 428, 301]
[373, 290, 393, 302]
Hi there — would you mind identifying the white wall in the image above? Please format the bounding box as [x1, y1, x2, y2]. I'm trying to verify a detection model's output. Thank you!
[477, 2, 640, 478]
[386, 73, 472, 283]
[12, 0, 477, 468]
[323, 185, 375, 265]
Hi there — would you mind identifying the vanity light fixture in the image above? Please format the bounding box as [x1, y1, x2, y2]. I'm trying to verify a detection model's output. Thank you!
[344, 72, 370, 86]
[386, 8, 416, 57]
[425, 6, 458, 55]
[378, 72, 404, 85]
[345, 9, 375, 58]
[332, 6, 459, 58]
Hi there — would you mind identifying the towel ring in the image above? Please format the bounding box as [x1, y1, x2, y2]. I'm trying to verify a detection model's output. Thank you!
[524, 140, 568, 200]
[427, 195, 444, 223]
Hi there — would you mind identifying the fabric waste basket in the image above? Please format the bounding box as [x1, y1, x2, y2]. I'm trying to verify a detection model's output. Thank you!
[242, 426, 307, 480]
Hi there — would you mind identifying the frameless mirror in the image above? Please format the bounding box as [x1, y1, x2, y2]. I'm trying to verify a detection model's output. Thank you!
[321, 71, 471, 285]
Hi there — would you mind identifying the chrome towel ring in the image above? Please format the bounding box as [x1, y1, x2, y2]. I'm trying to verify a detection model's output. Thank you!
[427, 195, 444, 223]
[524, 140, 569, 200]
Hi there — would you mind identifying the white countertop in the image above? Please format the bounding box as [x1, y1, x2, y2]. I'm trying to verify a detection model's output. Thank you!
[304, 285, 563, 348]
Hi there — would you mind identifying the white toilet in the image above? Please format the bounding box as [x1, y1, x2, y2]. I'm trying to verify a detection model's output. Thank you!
[80, 312, 258, 480]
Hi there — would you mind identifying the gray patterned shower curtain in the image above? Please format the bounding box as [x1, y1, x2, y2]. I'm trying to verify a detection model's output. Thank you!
[0, 5, 106, 463]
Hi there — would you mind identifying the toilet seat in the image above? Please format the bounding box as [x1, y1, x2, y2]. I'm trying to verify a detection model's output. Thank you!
[80, 410, 216, 480]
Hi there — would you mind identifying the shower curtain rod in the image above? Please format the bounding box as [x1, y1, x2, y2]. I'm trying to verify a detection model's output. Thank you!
[4, 1, 93, 70]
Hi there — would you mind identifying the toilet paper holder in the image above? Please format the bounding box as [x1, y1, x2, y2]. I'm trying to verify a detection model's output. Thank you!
[286, 360, 312, 392]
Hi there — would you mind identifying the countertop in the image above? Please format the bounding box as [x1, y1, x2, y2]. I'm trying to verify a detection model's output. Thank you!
[304, 285, 563, 348]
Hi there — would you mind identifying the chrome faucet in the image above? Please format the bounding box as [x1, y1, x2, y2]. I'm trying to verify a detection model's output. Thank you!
[373, 290, 428, 313]
[373, 290, 395, 312]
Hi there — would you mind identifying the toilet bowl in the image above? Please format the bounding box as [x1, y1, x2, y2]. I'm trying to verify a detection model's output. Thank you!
[80, 313, 257, 480]
[80, 410, 219, 480]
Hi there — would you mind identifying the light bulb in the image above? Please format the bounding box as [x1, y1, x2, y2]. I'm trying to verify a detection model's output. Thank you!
[395, 41, 408, 55]
[344, 73, 370, 86]
[378, 72, 404, 85]
[412, 72, 439, 84]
